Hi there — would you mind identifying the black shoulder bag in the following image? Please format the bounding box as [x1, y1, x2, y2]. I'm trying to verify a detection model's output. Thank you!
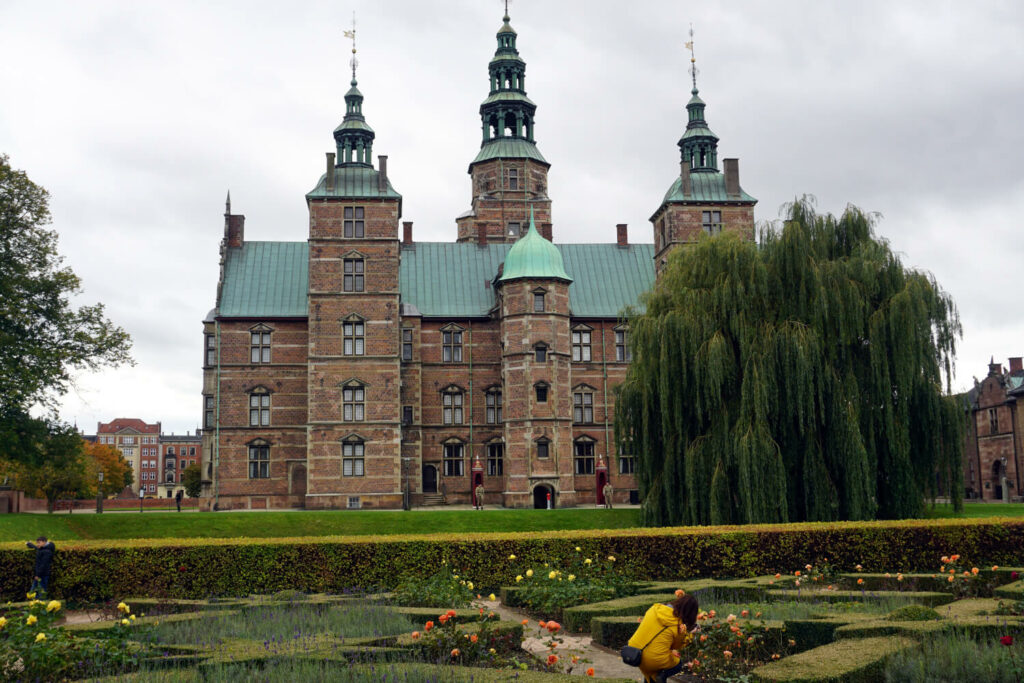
[620, 625, 667, 667]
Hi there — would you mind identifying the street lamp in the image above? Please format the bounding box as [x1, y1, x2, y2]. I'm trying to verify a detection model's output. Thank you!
[96, 471, 104, 514]
[139, 487, 145, 513]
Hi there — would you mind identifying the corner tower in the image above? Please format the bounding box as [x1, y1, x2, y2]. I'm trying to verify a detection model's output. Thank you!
[456, 10, 552, 244]
[304, 29, 404, 509]
[650, 32, 756, 275]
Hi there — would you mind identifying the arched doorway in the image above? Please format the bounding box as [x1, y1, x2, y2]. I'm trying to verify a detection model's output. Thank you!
[423, 465, 438, 494]
[533, 484, 553, 509]
[289, 464, 307, 508]
[993, 460, 1005, 501]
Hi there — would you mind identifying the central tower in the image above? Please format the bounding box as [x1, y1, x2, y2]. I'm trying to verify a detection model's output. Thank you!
[456, 10, 552, 243]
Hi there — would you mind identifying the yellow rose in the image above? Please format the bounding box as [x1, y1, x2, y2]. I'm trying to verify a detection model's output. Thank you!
[129, 614, 136, 621]
[121, 618, 129, 625]
[526, 569, 533, 577]
[26, 615, 37, 625]
[453, 575, 459, 579]
[575, 546, 581, 552]
[607, 556, 616, 562]
[46, 600, 61, 613]
[508, 554, 516, 560]
[584, 558, 592, 565]
[35, 632, 46, 642]
[0, 617, 7, 628]
[515, 575, 523, 582]
[548, 570, 557, 579]
[568, 574, 576, 581]
[488, 593, 497, 601]
[489, 648, 496, 654]
[117, 602, 130, 614]
[26, 592, 36, 599]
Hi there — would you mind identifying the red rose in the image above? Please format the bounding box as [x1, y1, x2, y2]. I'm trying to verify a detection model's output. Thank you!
[1001, 635, 1013, 646]
[1012, 571, 1019, 581]
[179, 566, 187, 572]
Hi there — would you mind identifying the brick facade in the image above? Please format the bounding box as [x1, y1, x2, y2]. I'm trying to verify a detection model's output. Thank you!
[965, 357, 1024, 501]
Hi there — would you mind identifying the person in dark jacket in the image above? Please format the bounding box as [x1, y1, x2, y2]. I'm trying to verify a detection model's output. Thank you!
[27, 536, 55, 596]
[175, 489, 184, 512]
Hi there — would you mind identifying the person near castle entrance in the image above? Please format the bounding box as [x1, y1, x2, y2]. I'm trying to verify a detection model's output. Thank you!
[474, 483, 485, 510]
[26, 536, 55, 596]
[603, 482, 614, 509]
[175, 489, 183, 512]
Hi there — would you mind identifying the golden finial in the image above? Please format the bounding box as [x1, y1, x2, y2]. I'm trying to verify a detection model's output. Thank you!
[685, 24, 698, 92]
[343, 12, 358, 83]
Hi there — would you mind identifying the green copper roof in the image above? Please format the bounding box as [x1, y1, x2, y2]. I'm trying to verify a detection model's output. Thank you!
[498, 215, 572, 283]
[680, 124, 716, 141]
[219, 242, 308, 318]
[471, 138, 548, 166]
[481, 91, 536, 106]
[661, 172, 757, 204]
[216, 239, 656, 320]
[334, 119, 374, 133]
[306, 166, 401, 200]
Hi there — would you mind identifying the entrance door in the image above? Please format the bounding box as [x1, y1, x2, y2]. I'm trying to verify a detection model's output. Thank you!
[533, 485, 552, 509]
[423, 465, 438, 494]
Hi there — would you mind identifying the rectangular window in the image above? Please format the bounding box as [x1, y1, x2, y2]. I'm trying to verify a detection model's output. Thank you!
[343, 206, 365, 238]
[347, 496, 362, 509]
[572, 329, 592, 362]
[342, 441, 365, 476]
[122, 436, 136, 445]
[574, 441, 595, 475]
[249, 393, 270, 426]
[442, 330, 463, 362]
[443, 391, 464, 425]
[535, 384, 548, 403]
[250, 330, 271, 364]
[206, 334, 216, 366]
[507, 222, 520, 237]
[487, 442, 504, 476]
[701, 210, 722, 236]
[343, 321, 365, 356]
[343, 258, 365, 292]
[533, 292, 545, 312]
[573, 391, 594, 424]
[615, 330, 631, 362]
[535, 345, 547, 363]
[486, 390, 502, 424]
[204, 396, 215, 429]
[189, 447, 195, 456]
[508, 168, 519, 190]
[343, 386, 365, 421]
[619, 455, 636, 474]
[248, 444, 269, 479]
[402, 405, 413, 425]
[401, 328, 413, 361]
[988, 408, 999, 434]
[443, 443, 464, 477]
[536, 440, 549, 459]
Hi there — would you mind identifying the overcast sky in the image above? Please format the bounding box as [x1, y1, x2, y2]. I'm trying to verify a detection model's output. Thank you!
[2, 1, 1022, 434]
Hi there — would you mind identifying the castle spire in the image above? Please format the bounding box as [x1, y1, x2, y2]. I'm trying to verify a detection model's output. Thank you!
[678, 25, 719, 173]
[334, 14, 375, 168]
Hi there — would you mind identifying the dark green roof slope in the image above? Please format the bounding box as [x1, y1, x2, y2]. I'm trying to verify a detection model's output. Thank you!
[217, 240, 655, 319]
[471, 138, 548, 166]
[661, 172, 756, 204]
[307, 166, 401, 200]
[219, 242, 309, 318]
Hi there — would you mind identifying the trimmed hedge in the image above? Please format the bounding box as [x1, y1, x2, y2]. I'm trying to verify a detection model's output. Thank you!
[4, 517, 1024, 602]
[766, 588, 955, 607]
[751, 636, 917, 682]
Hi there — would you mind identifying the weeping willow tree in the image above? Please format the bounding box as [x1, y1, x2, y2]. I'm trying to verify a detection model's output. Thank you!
[616, 198, 965, 525]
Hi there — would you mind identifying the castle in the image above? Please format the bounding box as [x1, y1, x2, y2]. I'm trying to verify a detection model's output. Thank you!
[200, 12, 756, 510]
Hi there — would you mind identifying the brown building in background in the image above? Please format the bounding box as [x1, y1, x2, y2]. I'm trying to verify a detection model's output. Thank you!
[200, 12, 757, 510]
[964, 357, 1024, 501]
[95, 418, 161, 494]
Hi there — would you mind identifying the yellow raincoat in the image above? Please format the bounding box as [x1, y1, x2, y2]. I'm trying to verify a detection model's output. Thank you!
[627, 603, 692, 681]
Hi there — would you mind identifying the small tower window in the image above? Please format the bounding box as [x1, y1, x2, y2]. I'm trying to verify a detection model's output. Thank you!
[989, 408, 999, 435]
[487, 442, 504, 476]
[401, 328, 414, 361]
[508, 169, 519, 190]
[250, 326, 271, 364]
[536, 438, 550, 459]
[534, 344, 548, 363]
[343, 319, 365, 356]
[486, 389, 503, 424]
[533, 290, 545, 313]
[344, 207, 365, 238]
[248, 388, 270, 427]
[702, 211, 722, 236]
[343, 258, 365, 292]
[206, 334, 217, 366]
[615, 328, 631, 362]
[535, 382, 549, 403]
[342, 383, 365, 422]
[507, 222, 521, 237]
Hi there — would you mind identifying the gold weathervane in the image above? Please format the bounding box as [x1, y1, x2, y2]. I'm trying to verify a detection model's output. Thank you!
[685, 24, 698, 90]
[344, 13, 358, 81]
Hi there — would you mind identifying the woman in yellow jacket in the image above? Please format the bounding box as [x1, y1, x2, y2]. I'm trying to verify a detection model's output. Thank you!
[627, 594, 699, 682]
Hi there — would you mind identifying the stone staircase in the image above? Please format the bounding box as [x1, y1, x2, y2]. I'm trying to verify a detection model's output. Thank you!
[421, 493, 446, 506]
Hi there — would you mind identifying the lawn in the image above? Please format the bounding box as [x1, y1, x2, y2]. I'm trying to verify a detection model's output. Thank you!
[923, 502, 1024, 519]
[0, 508, 641, 542]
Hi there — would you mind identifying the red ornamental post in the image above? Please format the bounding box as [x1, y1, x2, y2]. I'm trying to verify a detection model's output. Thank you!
[471, 454, 484, 507]
[595, 454, 608, 506]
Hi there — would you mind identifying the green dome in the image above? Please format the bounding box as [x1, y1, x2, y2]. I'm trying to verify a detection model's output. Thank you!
[498, 210, 572, 283]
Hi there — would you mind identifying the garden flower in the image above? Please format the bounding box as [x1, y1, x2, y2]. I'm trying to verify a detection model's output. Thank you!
[26, 592, 36, 599]
[855, 564, 863, 571]
[516, 575, 523, 582]
[546, 654, 559, 666]
[675, 589, 685, 598]
[572, 655, 579, 663]
[451, 648, 460, 657]
[897, 573, 904, 581]
[575, 546, 581, 552]
[508, 554, 516, 560]
[857, 578, 864, 585]
[447, 610, 457, 618]
[1012, 571, 1019, 580]
[0, 617, 6, 629]
[117, 602, 130, 614]
[489, 648, 496, 654]
[29, 599, 42, 607]
[439, 614, 449, 624]
[546, 621, 561, 633]
[470, 634, 478, 643]
[521, 619, 529, 626]
[45, 600, 61, 612]
[487, 593, 497, 601]
[568, 574, 575, 581]
[771, 653, 781, 660]
[467, 582, 474, 590]
[586, 667, 595, 676]
[948, 576, 955, 583]
[708, 610, 716, 618]
[755, 612, 762, 618]
[607, 555, 616, 562]
[411, 631, 420, 639]
[794, 570, 801, 577]
[425, 621, 434, 632]
[723, 650, 733, 659]
[549, 570, 557, 579]
[129, 614, 136, 621]
[774, 573, 781, 579]
[951, 554, 960, 561]
[741, 610, 749, 617]
[35, 632, 46, 642]
[726, 614, 736, 622]
[700, 634, 707, 642]
[1002, 636, 1014, 646]
[26, 615, 37, 625]
[526, 569, 534, 577]
[789, 639, 796, 647]
[805, 564, 812, 570]
[941, 556, 950, 564]
[121, 618, 129, 625]
[539, 620, 547, 628]
[584, 558, 592, 565]
[993, 566, 1000, 571]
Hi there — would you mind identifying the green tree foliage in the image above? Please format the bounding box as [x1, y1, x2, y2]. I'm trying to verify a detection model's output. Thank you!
[0, 153, 132, 414]
[5, 420, 90, 512]
[182, 463, 202, 498]
[615, 199, 964, 525]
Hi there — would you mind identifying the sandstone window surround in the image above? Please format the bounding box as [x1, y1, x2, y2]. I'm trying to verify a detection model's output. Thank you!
[535, 437, 550, 459]
[249, 324, 272, 364]
[205, 334, 216, 366]
[343, 316, 365, 356]
[443, 440, 465, 477]
[534, 343, 548, 363]
[574, 438, 596, 475]
[533, 288, 546, 313]
[485, 388, 503, 424]
[615, 327, 631, 362]
[204, 395, 214, 429]
[534, 381, 549, 403]
[442, 386, 465, 425]
[342, 437, 365, 477]
[401, 328, 414, 361]
[573, 386, 595, 424]
[572, 325, 592, 362]
[343, 256, 365, 292]
[343, 206, 365, 238]
[342, 381, 366, 422]
[507, 167, 519, 191]
[248, 387, 271, 427]
[441, 324, 464, 362]
[248, 440, 270, 479]
[487, 441, 504, 476]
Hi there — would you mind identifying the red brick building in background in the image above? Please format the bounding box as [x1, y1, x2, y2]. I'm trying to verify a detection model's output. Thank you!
[200, 12, 757, 510]
[964, 357, 1024, 501]
[158, 433, 202, 498]
[95, 418, 161, 495]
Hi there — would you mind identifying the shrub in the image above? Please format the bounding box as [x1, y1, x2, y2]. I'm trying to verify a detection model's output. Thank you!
[886, 604, 940, 621]
[392, 566, 476, 608]
[684, 610, 795, 678]
[511, 551, 635, 617]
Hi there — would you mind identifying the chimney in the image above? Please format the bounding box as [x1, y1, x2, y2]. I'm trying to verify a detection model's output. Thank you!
[680, 163, 692, 197]
[477, 223, 488, 246]
[402, 221, 413, 245]
[540, 223, 553, 241]
[616, 223, 628, 247]
[325, 152, 336, 193]
[724, 158, 740, 197]
[225, 212, 245, 248]
[1010, 357, 1023, 373]
[378, 155, 388, 192]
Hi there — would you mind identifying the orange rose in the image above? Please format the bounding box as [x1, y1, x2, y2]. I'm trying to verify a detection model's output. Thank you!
[546, 621, 561, 633]
[539, 620, 547, 629]
[411, 631, 420, 639]
[451, 648, 459, 657]
[521, 619, 529, 626]
[675, 589, 685, 598]
[470, 634, 478, 643]
[425, 621, 434, 632]
[586, 668, 595, 677]
[447, 610, 457, 618]
[547, 654, 559, 666]
[439, 615, 449, 624]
